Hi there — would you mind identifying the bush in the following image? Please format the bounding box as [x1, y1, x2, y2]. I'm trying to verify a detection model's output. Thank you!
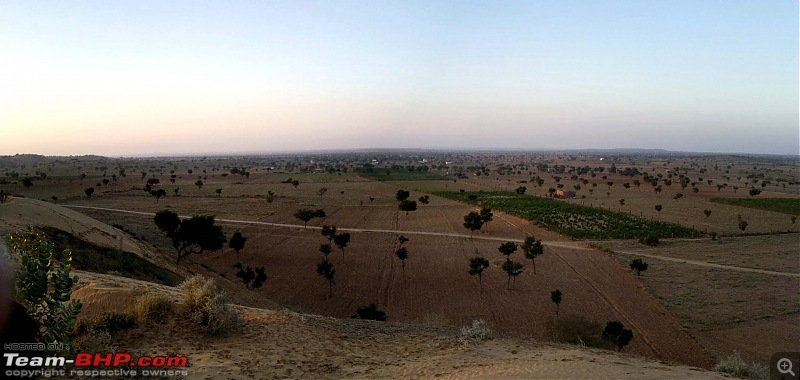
[74, 328, 114, 353]
[356, 303, 387, 321]
[638, 234, 659, 247]
[548, 315, 609, 349]
[179, 276, 238, 335]
[460, 319, 493, 340]
[135, 292, 173, 324]
[93, 311, 136, 333]
[713, 352, 768, 379]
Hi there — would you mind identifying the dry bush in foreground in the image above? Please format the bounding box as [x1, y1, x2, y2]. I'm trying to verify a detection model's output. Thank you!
[179, 275, 239, 335]
[713, 352, 768, 379]
[460, 320, 493, 341]
[135, 292, 173, 324]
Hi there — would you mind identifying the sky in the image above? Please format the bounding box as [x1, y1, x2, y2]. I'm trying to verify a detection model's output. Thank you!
[0, 1, 797, 156]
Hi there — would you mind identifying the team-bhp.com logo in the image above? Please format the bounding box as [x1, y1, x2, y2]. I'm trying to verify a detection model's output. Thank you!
[4, 352, 189, 378]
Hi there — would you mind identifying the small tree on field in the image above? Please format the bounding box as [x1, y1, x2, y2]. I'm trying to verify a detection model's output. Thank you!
[551, 289, 562, 318]
[228, 231, 247, 263]
[395, 190, 410, 201]
[629, 258, 648, 276]
[316, 243, 333, 260]
[334, 233, 351, 260]
[737, 215, 748, 232]
[479, 207, 493, 232]
[151, 188, 167, 202]
[704, 209, 712, 218]
[316, 259, 336, 298]
[501, 260, 524, 289]
[318, 187, 327, 198]
[397, 235, 409, 247]
[515, 186, 527, 194]
[236, 265, 267, 289]
[602, 321, 633, 352]
[398, 200, 417, 215]
[498, 242, 517, 260]
[418, 195, 430, 205]
[154, 210, 227, 264]
[321, 225, 337, 243]
[521, 235, 544, 274]
[463, 211, 484, 237]
[291, 180, 300, 189]
[654, 204, 662, 213]
[215, 188, 222, 197]
[469, 256, 490, 291]
[295, 208, 325, 228]
[395, 247, 409, 274]
[84, 187, 95, 198]
[0, 189, 9, 203]
[8, 230, 82, 352]
[749, 188, 761, 197]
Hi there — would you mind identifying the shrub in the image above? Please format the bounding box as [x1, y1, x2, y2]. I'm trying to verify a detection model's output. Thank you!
[74, 328, 114, 353]
[135, 292, 173, 324]
[713, 352, 768, 379]
[638, 234, 659, 247]
[179, 276, 238, 335]
[356, 303, 387, 321]
[93, 311, 136, 333]
[460, 319, 493, 340]
[548, 315, 609, 349]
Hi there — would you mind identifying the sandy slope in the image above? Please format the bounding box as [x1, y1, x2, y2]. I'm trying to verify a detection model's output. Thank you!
[69, 272, 727, 380]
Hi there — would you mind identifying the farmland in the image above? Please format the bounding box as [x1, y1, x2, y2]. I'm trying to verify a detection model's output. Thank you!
[0, 150, 797, 372]
[710, 197, 800, 215]
[433, 190, 702, 239]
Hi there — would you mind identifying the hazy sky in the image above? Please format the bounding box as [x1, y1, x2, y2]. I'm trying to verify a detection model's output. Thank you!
[1, 1, 797, 156]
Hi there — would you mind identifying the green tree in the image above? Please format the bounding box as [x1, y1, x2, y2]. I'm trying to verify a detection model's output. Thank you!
[398, 200, 417, 215]
[418, 195, 430, 205]
[463, 211, 484, 237]
[551, 289, 562, 318]
[84, 187, 95, 198]
[195, 180, 203, 189]
[317, 187, 328, 198]
[316, 259, 336, 298]
[22, 177, 34, 188]
[215, 188, 222, 197]
[151, 188, 167, 202]
[748, 188, 761, 197]
[629, 258, 648, 276]
[319, 243, 333, 258]
[228, 231, 247, 263]
[479, 207, 493, 232]
[515, 186, 527, 194]
[154, 210, 227, 264]
[498, 241, 518, 260]
[468, 256, 490, 291]
[334, 233, 351, 260]
[291, 179, 300, 189]
[0, 189, 9, 203]
[395, 189, 410, 201]
[321, 225, 337, 243]
[7, 230, 82, 352]
[501, 260, 524, 289]
[521, 235, 544, 274]
[235, 264, 266, 289]
[704, 209, 712, 218]
[602, 321, 633, 352]
[294, 209, 318, 228]
[395, 247, 409, 274]
[397, 235, 409, 247]
[654, 204, 662, 213]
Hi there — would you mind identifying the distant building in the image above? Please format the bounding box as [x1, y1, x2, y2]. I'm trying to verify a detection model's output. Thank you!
[555, 189, 576, 199]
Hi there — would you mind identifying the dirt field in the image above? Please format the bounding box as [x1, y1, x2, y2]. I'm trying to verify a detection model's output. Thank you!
[598, 236, 800, 366]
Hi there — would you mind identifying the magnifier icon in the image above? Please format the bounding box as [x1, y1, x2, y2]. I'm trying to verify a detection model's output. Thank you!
[778, 358, 796, 376]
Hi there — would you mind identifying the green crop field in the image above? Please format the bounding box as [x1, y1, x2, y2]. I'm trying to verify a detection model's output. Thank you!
[710, 197, 800, 215]
[433, 191, 703, 239]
